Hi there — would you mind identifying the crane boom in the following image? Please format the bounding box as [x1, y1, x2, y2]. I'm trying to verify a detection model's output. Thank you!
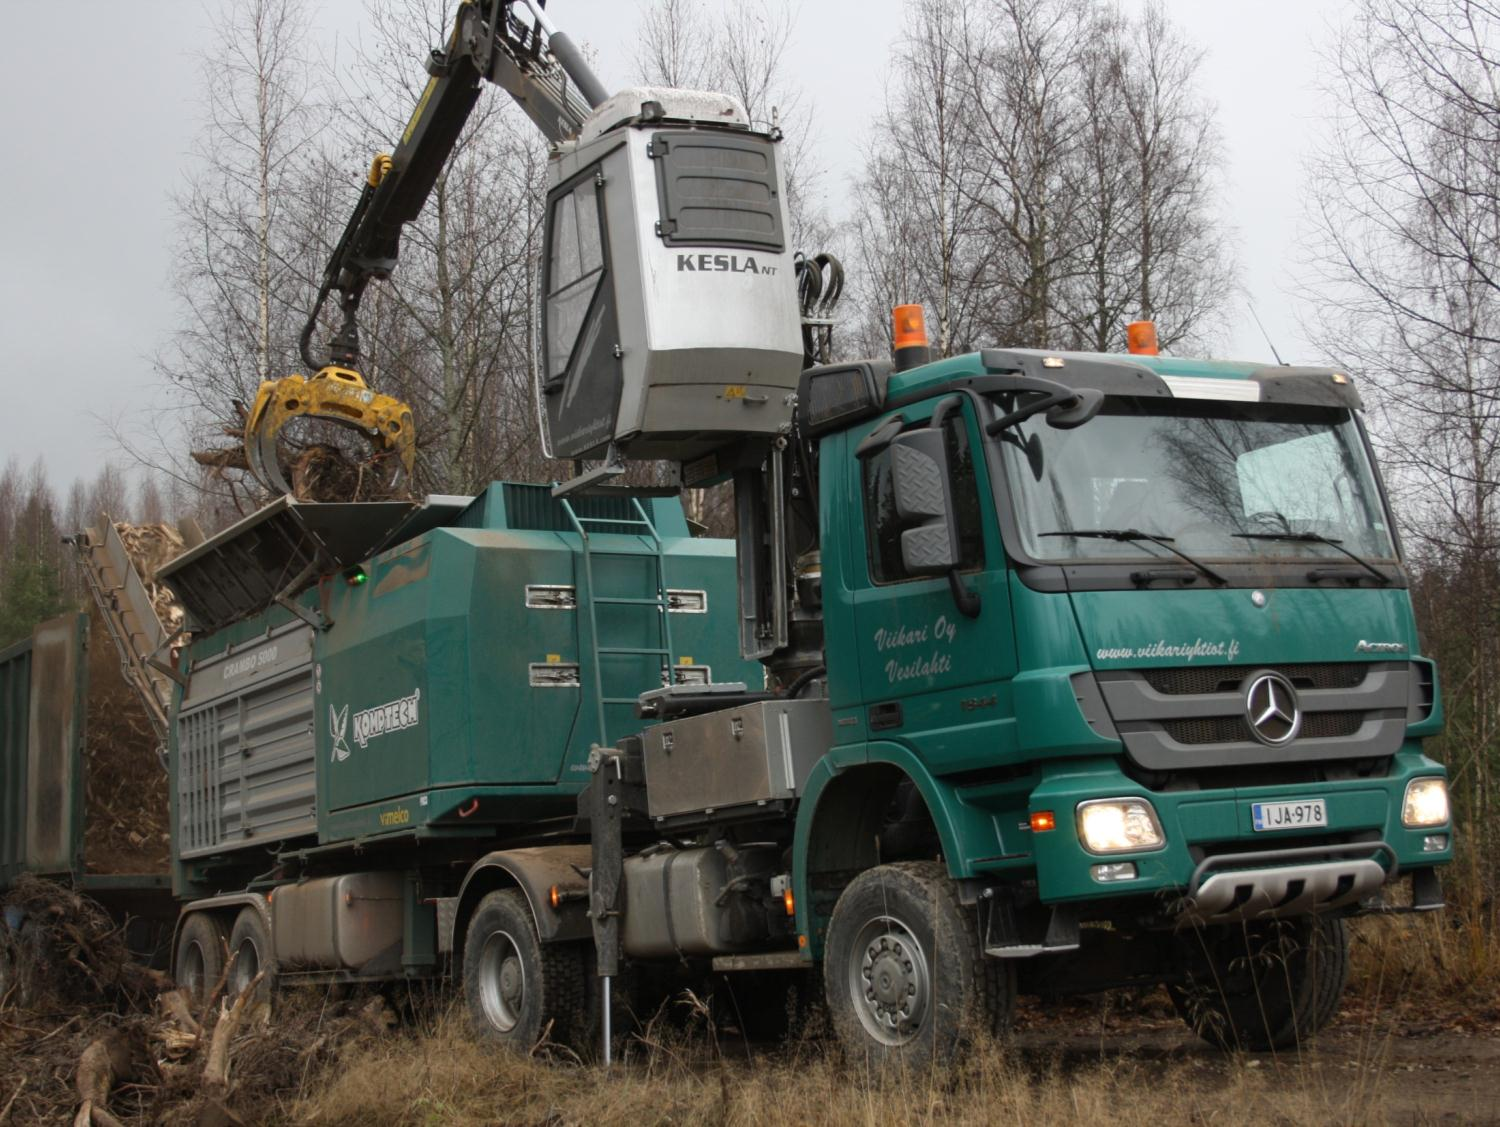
[303, 0, 605, 372]
[247, 0, 607, 495]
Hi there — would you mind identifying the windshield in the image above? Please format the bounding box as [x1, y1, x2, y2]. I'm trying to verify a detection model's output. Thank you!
[998, 397, 1396, 563]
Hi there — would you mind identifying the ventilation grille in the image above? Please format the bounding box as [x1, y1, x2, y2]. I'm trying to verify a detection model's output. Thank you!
[501, 483, 642, 534]
[1164, 710, 1365, 746]
[1144, 663, 1369, 696]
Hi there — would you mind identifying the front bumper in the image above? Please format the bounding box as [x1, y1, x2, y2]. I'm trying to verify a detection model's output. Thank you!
[1025, 746, 1452, 917]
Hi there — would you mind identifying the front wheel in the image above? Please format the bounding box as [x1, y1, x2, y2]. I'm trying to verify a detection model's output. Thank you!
[462, 889, 585, 1051]
[1169, 914, 1349, 1051]
[823, 861, 1013, 1069]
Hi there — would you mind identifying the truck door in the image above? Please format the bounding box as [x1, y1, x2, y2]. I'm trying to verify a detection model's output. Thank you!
[849, 399, 1017, 774]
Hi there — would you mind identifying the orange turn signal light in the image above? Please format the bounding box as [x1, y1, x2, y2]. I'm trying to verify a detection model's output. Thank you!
[783, 888, 796, 917]
[1031, 810, 1057, 833]
[1126, 320, 1159, 356]
[893, 304, 929, 350]
[549, 884, 561, 909]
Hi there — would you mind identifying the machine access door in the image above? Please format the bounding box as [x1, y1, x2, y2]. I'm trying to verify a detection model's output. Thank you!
[848, 402, 1017, 773]
[541, 163, 623, 458]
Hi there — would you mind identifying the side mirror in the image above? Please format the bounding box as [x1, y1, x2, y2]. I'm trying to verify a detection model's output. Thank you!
[889, 428, 959, 575]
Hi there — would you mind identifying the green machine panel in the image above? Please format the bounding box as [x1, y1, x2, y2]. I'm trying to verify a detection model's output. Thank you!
[303, 484, 755, 835]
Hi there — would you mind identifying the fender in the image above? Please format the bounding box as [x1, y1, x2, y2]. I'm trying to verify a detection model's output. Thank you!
[449, 845, 592, 957]
[172, 892, 272, 976]
[792, 741, 1004, 957]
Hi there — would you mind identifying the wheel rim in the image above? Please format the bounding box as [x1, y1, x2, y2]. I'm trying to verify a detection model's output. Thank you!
[477, 930, 526, 1033]
[181, 940, 206, 996]
[847, 914, 930, 1046]
[231, 936, 259, 994]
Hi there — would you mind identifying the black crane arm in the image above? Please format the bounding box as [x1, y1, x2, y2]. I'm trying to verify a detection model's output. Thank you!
[299, 0, 607, 371]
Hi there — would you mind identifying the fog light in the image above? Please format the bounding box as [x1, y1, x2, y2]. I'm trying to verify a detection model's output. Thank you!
[1091, 862, 1138, 883]
[1423, 834, 1449, 853]
[1076, 798, 1165, 854]
[1402, 778, 1450, 828]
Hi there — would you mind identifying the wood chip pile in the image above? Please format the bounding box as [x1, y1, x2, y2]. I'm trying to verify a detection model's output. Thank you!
[81, 522, 187, 876]
[113, 524, 187, 636]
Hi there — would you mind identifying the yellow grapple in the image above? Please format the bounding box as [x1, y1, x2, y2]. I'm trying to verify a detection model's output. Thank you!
[243, 366, 415, 496]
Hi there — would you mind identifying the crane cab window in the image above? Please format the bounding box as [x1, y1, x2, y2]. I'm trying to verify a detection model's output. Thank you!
[862, 413, 985, 584]
[545, 175, 606, 385]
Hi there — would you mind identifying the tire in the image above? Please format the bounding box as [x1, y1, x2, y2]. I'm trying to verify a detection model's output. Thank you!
[228, 907, 274, 1004]
[1169, 915, 1348, 1051]
[823, 861, 1014, 1070]
[1307, 917, 1350, 1035]
[175, 913, 227, 1008]
[462, 889, 586, 1051]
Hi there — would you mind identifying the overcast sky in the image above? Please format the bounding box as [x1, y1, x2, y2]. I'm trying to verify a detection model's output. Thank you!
[0, 0, 1346, 495]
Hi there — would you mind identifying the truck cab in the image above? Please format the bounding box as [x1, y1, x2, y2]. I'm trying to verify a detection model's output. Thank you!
[790, 345, 1449, 1055]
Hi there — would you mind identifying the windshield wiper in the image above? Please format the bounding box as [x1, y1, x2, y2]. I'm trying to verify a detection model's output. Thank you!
[1231, 531, 1391, 586]
[1039, 528, 1229, 587]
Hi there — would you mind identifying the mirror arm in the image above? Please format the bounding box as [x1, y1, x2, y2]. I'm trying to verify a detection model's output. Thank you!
[986, 389, 1075, 435]
[948, 569, 981, 618]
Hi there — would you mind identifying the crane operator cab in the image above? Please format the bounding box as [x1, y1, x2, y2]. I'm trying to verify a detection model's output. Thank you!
[539, 87, 803, 471]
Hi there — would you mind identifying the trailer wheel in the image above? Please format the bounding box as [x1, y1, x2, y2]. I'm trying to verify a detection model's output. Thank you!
[228, 908, 274, 1004]
[1168, 915, 1349, 1051]
[175, 913, 227, 1007]
[823, 862, 1013, 1069]
[462, 889, 584, 1050]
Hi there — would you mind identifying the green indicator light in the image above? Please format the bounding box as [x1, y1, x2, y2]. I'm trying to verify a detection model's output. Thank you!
[345, 567, 368, 587]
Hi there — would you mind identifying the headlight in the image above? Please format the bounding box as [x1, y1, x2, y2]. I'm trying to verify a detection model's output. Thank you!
[1076, 798, 1165, 854]
[1402, 777, 1450, 828]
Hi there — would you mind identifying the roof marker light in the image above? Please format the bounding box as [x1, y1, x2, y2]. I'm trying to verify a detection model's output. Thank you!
[1126, 320, 1159, 356]
[892, 304, 932, 371]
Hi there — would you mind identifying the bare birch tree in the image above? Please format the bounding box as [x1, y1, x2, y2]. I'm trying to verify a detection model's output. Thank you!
[1304, 0, 1500, 857]
[850, 0, 1232, 357]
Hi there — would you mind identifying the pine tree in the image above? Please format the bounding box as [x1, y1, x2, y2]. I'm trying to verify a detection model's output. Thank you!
[0, 549, 68, 649]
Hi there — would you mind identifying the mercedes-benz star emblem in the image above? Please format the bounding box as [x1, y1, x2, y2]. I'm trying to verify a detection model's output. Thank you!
[1244, 671, 1301, 746]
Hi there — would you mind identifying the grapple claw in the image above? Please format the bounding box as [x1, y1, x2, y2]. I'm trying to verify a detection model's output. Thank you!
[243, 366, 415, 496]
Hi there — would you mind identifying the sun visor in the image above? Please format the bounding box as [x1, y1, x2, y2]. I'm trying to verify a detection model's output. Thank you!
[1250, 366, 1365, 410]
[979, 349, 1172, 398]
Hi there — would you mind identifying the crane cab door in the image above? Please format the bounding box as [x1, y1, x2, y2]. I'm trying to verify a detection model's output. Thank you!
[540, 164, 623, 459]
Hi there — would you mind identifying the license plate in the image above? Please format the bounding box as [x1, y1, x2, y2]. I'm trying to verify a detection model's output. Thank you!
[1251, 798, 1328, 832]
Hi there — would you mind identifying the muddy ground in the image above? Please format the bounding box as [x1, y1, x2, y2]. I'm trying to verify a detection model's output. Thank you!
[1006, 992, 1500, 1124]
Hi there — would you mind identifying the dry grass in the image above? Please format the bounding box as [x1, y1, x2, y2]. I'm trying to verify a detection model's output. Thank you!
[1346, 909, 1500, 1031]
[289, 1003, 1399, 1127]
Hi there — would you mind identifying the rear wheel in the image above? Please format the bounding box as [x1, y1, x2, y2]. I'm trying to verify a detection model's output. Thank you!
[1169, 915, 1349, 1051]
[175, 913, 227, 1008]
[228, 907, 274, 1004]
[462, 889, 585, 1051]
[823, 861, 1013, 1070]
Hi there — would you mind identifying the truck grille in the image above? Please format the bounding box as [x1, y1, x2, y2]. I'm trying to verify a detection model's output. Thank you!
[1164, 710, 1365, 746]
[1143, 662, 1368, 696]
[1096, 661, 1409, 770]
